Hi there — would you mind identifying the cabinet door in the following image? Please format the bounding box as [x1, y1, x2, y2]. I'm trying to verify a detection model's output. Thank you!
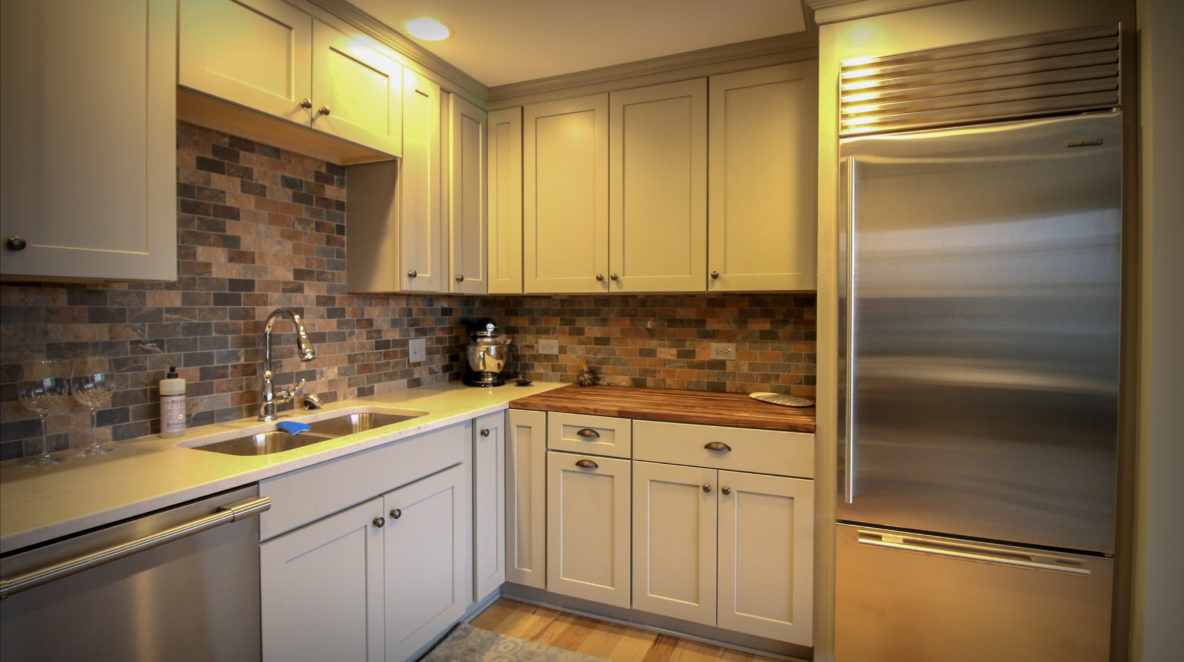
[401, 69, 447, 292]
[472, 412, 505, 600]
[384, 463, 471, 662]
[505, 409, 546, 588]
[487, 107, 524, 293]
[523, 94, 609, 293]
[632, 461, 717, 626]
[311, 19, 401, 157]
[717, 471, 814, 645]
[260, 498, 384, 662]
[547, 452, 631, 608]
[449, 93, 488, 293]
[1, 0, 176, 281]
[708, 62, 818, 291]
[178, 0, 311, 125]
[609, 79, 707, 292]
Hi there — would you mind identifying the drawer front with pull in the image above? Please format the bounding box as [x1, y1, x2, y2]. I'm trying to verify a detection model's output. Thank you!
[547, 412, 631, 458]
[633, 420, 812, 478]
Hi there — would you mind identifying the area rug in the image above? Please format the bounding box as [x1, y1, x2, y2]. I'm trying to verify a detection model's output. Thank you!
[420, 623, 610, 662]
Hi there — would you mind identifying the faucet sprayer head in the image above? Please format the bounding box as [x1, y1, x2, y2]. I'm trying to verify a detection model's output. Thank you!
[292, 314, 316, 362]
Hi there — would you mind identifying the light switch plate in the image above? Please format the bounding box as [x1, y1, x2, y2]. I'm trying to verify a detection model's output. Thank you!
[710, 343, 736, 360]
[539, 338, 559, 354]
[409, 338, 426, 363]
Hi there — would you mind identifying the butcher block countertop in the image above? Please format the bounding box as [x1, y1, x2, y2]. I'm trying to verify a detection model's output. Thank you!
[509, 385, 815, 433]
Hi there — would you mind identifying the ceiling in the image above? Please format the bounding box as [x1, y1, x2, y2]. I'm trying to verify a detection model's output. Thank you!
[349, 0, 809, 87]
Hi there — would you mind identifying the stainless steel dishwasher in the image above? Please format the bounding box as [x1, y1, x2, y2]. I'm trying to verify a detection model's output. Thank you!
[0, 484, 267, 661]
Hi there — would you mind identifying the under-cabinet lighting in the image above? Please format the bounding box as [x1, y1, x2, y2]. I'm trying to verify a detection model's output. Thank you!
[405, 17, 451, 41]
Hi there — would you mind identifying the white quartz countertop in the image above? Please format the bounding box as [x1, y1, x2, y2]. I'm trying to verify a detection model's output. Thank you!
[0, 381, 565, 554]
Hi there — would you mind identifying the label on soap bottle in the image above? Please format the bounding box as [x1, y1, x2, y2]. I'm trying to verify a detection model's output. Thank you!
[161, 394, 186, 438]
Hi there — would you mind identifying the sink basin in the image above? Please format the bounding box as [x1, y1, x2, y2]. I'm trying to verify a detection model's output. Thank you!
[304, 411, 423, 437]
[191, 430, 335, 456]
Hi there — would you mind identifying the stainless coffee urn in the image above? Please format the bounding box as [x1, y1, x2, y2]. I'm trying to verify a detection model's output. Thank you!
[464, 319, 512, 386]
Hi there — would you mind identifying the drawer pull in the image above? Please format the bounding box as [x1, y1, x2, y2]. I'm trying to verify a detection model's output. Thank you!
[702, 484, 712, 494]
[576, 428, 600, 439]
[575, 459, 599, 469]
[704, 441, 732, 452]
[721, 486, 732, 496]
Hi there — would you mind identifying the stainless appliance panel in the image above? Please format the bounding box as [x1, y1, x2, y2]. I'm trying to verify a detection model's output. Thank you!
[834, 523, 1113, 662]
[0, 485, 262, 661]
[838, 113, 1122, 553]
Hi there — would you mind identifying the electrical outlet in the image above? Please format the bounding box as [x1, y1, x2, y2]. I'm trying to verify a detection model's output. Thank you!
[539, 338, 559, 354]
[408, 338, 426, 363]
[710, 343, 736, 360]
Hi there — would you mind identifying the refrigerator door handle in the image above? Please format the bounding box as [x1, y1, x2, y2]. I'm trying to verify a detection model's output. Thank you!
[856, 530, 1092, 576]
[841, 157, 857, 505]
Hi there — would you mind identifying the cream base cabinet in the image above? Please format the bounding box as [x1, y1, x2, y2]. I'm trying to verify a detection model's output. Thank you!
[505, 410, 547, 588]
[449, 93, 488, 293]
[546, 451, 631, 608]
[486, 108, 524, 293]
[385, 464, 472, 662]
[523, 95, 610, 293]
[261, 499, 385, 662]
[472, 412, 506, 601]
[1, 0, 176, 281]
[401, 69, 448, 292]
[708, 61, 818, 291]
[609, 79, 707, 292]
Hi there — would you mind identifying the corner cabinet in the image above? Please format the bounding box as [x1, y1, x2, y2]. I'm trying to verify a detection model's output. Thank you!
[707, 62, 818, 291]
[486, 107, 524, 293]
[1, 0, 176, 281]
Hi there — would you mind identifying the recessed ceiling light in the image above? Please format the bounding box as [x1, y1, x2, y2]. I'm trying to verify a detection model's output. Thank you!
[405, 17, 450, 41]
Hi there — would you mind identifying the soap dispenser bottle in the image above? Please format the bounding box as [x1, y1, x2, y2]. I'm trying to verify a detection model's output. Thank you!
[160, 366, 187, 438]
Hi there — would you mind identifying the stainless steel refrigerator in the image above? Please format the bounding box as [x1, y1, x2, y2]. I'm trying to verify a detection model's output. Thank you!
[834, 39, 1124, 660]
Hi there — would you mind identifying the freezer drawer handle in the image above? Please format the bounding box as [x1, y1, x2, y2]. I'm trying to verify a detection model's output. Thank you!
[857, 532, 1092, 576]
[0, 496, 271, 600]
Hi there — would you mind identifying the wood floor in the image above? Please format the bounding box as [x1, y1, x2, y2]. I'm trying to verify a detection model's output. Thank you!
[468, 598, 782, 662]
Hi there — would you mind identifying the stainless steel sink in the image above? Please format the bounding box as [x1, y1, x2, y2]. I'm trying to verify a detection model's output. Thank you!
[191, 430, 335, 456]
[304, 411, 423, 437]
[187, 410, 426, 456]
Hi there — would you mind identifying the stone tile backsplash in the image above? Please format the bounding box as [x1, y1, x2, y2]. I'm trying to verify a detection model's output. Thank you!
[0, 122, 816, 461]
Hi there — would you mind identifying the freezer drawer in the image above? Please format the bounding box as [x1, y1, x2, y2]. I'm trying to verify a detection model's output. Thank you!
[835, 524, 1112, 662]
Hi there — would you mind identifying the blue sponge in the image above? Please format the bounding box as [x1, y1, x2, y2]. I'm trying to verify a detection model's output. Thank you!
[276, 421, 311, 435]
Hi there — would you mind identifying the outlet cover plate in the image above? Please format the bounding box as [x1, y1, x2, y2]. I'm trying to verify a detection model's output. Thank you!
[539, 338, 559, 354]
[409, 338, 426, 363]
[710, 343, 736, 360]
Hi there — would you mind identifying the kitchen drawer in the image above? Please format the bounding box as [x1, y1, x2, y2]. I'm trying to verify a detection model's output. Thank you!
[547, 412, 632, 458]
[259, 422, 469, 540]
[633, 420, 813, 478]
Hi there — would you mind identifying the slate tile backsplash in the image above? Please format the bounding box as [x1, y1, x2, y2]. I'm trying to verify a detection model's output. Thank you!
[0, 121, 816, 461]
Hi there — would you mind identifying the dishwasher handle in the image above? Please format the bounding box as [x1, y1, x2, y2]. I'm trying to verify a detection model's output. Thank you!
[0, 496, 270, 600]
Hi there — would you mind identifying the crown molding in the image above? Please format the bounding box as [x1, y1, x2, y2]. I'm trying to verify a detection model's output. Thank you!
[487, 32, 818, 108]
[803, 0, 961, 25]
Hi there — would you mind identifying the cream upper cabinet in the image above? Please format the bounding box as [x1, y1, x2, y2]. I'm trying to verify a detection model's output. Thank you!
[708, 61, 818, 291]
[178, 0, 311, 125]
[1, 0, 176, 281]
[179, 0, 402, 158]
[505, 409, 547, 589]
[449, 93, 488, 294]
[486, 107, 524, 293]
[609, 79, 708, 292]
[523, 94, 610, 293]
[310, 20, 402, 156]
[401, 69, 447, 292]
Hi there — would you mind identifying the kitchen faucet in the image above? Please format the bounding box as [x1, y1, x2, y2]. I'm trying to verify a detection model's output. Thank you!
[258, 308, 321, 421]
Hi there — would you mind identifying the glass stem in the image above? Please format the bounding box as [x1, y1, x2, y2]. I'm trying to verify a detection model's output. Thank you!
[39, 415, 49, 458]
[90, 408, 99, 447]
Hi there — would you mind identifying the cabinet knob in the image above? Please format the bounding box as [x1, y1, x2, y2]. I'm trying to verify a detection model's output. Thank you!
[299, 98, 313, 109]
[721, 486, 732, 496]
[710, 270, 720, 279]
[407, 269, 418, 278]
[455, 274, 464, 282]
[479, 428, 490, 437]
[390, 508, 402, 520]
[576, 428, 600, 439]
[595, 273, 604, 281]
[610, 273, 619, 281]
[5, 236, 27, 251]
[575, 459, 599, 469]
[372, 516, 385, 528]
[704, 441, 732, 452]
[702, 484, 713, 494]
[317, 106, 331, 116]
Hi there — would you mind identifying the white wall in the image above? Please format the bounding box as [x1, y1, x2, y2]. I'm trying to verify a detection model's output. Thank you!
[1133, 0, 1184, 659]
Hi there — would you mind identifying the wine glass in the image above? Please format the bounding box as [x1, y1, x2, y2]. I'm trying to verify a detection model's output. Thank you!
[17, 359, 71, 466]
[71, 357, 115, 456]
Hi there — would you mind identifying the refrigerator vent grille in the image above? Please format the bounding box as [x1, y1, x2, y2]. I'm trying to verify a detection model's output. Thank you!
[839, 24, 1120, 136]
